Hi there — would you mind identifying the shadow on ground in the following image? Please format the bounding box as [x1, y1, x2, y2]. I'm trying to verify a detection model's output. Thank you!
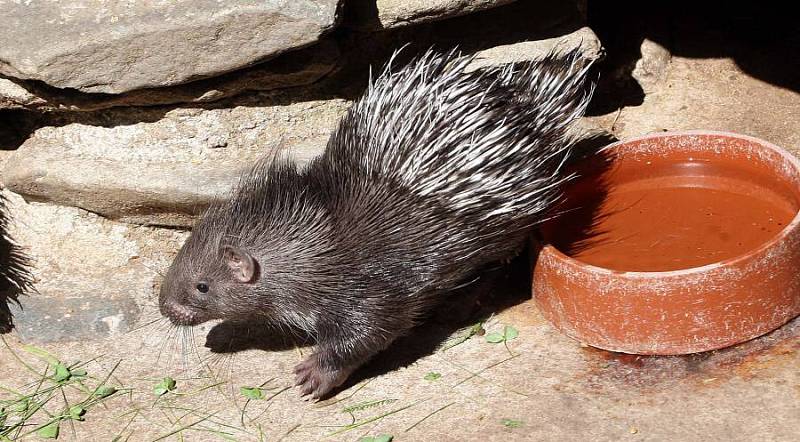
[203, 250, 535, 398]
[586, 1, 800, 115]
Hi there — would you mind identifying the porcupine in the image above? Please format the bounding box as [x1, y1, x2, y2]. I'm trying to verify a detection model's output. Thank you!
[0, 192, 33, 333]
[159, 47, 596, 399]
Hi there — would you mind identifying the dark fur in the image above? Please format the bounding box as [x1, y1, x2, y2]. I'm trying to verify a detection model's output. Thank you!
[160, 48, 596, 398]
[0, 193, 33, 333]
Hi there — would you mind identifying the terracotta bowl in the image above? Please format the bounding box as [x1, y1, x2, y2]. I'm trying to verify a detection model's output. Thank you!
[533, 131, 800, 355]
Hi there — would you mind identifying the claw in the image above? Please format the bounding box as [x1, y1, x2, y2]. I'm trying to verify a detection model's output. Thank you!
[292, 353, 354, 400]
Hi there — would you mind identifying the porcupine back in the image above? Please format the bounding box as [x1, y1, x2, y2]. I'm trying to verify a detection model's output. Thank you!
[327, 48, 594, 216]
[315, 48, 596, 292]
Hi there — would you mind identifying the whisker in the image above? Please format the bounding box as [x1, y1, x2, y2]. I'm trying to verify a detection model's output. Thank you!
[156, 323, 178, 367]
[180, 326, 191, 371]
[188, 327, 204, 374]
[126, 316, 166, 335]
[138, 261, 166, 278]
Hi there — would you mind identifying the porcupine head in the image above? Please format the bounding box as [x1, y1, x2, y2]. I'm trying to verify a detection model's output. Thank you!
[160, 47, 597, 399]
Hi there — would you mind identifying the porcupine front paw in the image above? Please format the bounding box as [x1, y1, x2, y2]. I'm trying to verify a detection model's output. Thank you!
[293, 353, 355, 400]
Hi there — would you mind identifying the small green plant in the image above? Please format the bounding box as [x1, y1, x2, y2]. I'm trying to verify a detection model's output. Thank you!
[485, 325, 518, 343]
[440, 320, 486, 351]
[36, 421, 60, 439]
[1, 339, 125, 441]
[359, 435, 393, 442]
[8, 399, 28, 413]
[3, 339, 264, 441]
[239, 386, 264, 400]
[342, 398, 398, 424]
[68, 406, 86, 421]
[501, 418, 523, 428]
[238, 379, 291, 427]
[334, 398, 409, 433]
[153, 377, 177, 396]
[93, 385, 117, 398]
[486, 325, 519, 356]
[423, 372, 441, 381]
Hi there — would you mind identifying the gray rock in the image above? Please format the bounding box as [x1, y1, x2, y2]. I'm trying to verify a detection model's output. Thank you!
[632, 39, 671, 93]
[467, 26, 602, 71]
[0, 191, 183, 342]
[0, 0, 341, 94]
[2, 97, 351, 227]
[4, 152, 242, 228]
[0, 78, 45, 110]
[10, 296, 140, 343]
[347, 0, 517, 30]
[0, 41, 340, 112]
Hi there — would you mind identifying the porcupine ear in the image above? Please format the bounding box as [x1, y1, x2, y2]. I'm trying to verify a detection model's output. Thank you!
[222, 246, 259, 283]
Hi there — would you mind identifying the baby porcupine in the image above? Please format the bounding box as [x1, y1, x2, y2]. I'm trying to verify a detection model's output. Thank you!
[159, 48, 596, 399]
[1, 192, 33, 333]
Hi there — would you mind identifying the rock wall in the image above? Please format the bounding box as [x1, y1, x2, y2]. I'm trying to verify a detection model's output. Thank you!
[1, 0, 601, 228]
[0, 0, 601, 337]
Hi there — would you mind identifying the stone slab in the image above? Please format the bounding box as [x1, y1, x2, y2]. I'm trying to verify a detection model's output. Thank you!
[0, 0, 341, 93]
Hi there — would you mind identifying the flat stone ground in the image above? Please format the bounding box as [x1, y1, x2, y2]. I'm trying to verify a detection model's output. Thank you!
[2, 5, 799, 442]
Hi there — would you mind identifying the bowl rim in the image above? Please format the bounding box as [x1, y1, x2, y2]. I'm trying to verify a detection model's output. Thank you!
[541, 129, 800, 278]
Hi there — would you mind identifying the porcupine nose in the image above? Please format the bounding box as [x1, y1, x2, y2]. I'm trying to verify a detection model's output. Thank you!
[158, 281, 197, 325]
[159, 297, 201, 326]
[167, 305, 199, 325]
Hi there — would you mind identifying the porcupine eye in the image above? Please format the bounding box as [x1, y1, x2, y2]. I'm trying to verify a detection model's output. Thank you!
[196, 282, 209, 294]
